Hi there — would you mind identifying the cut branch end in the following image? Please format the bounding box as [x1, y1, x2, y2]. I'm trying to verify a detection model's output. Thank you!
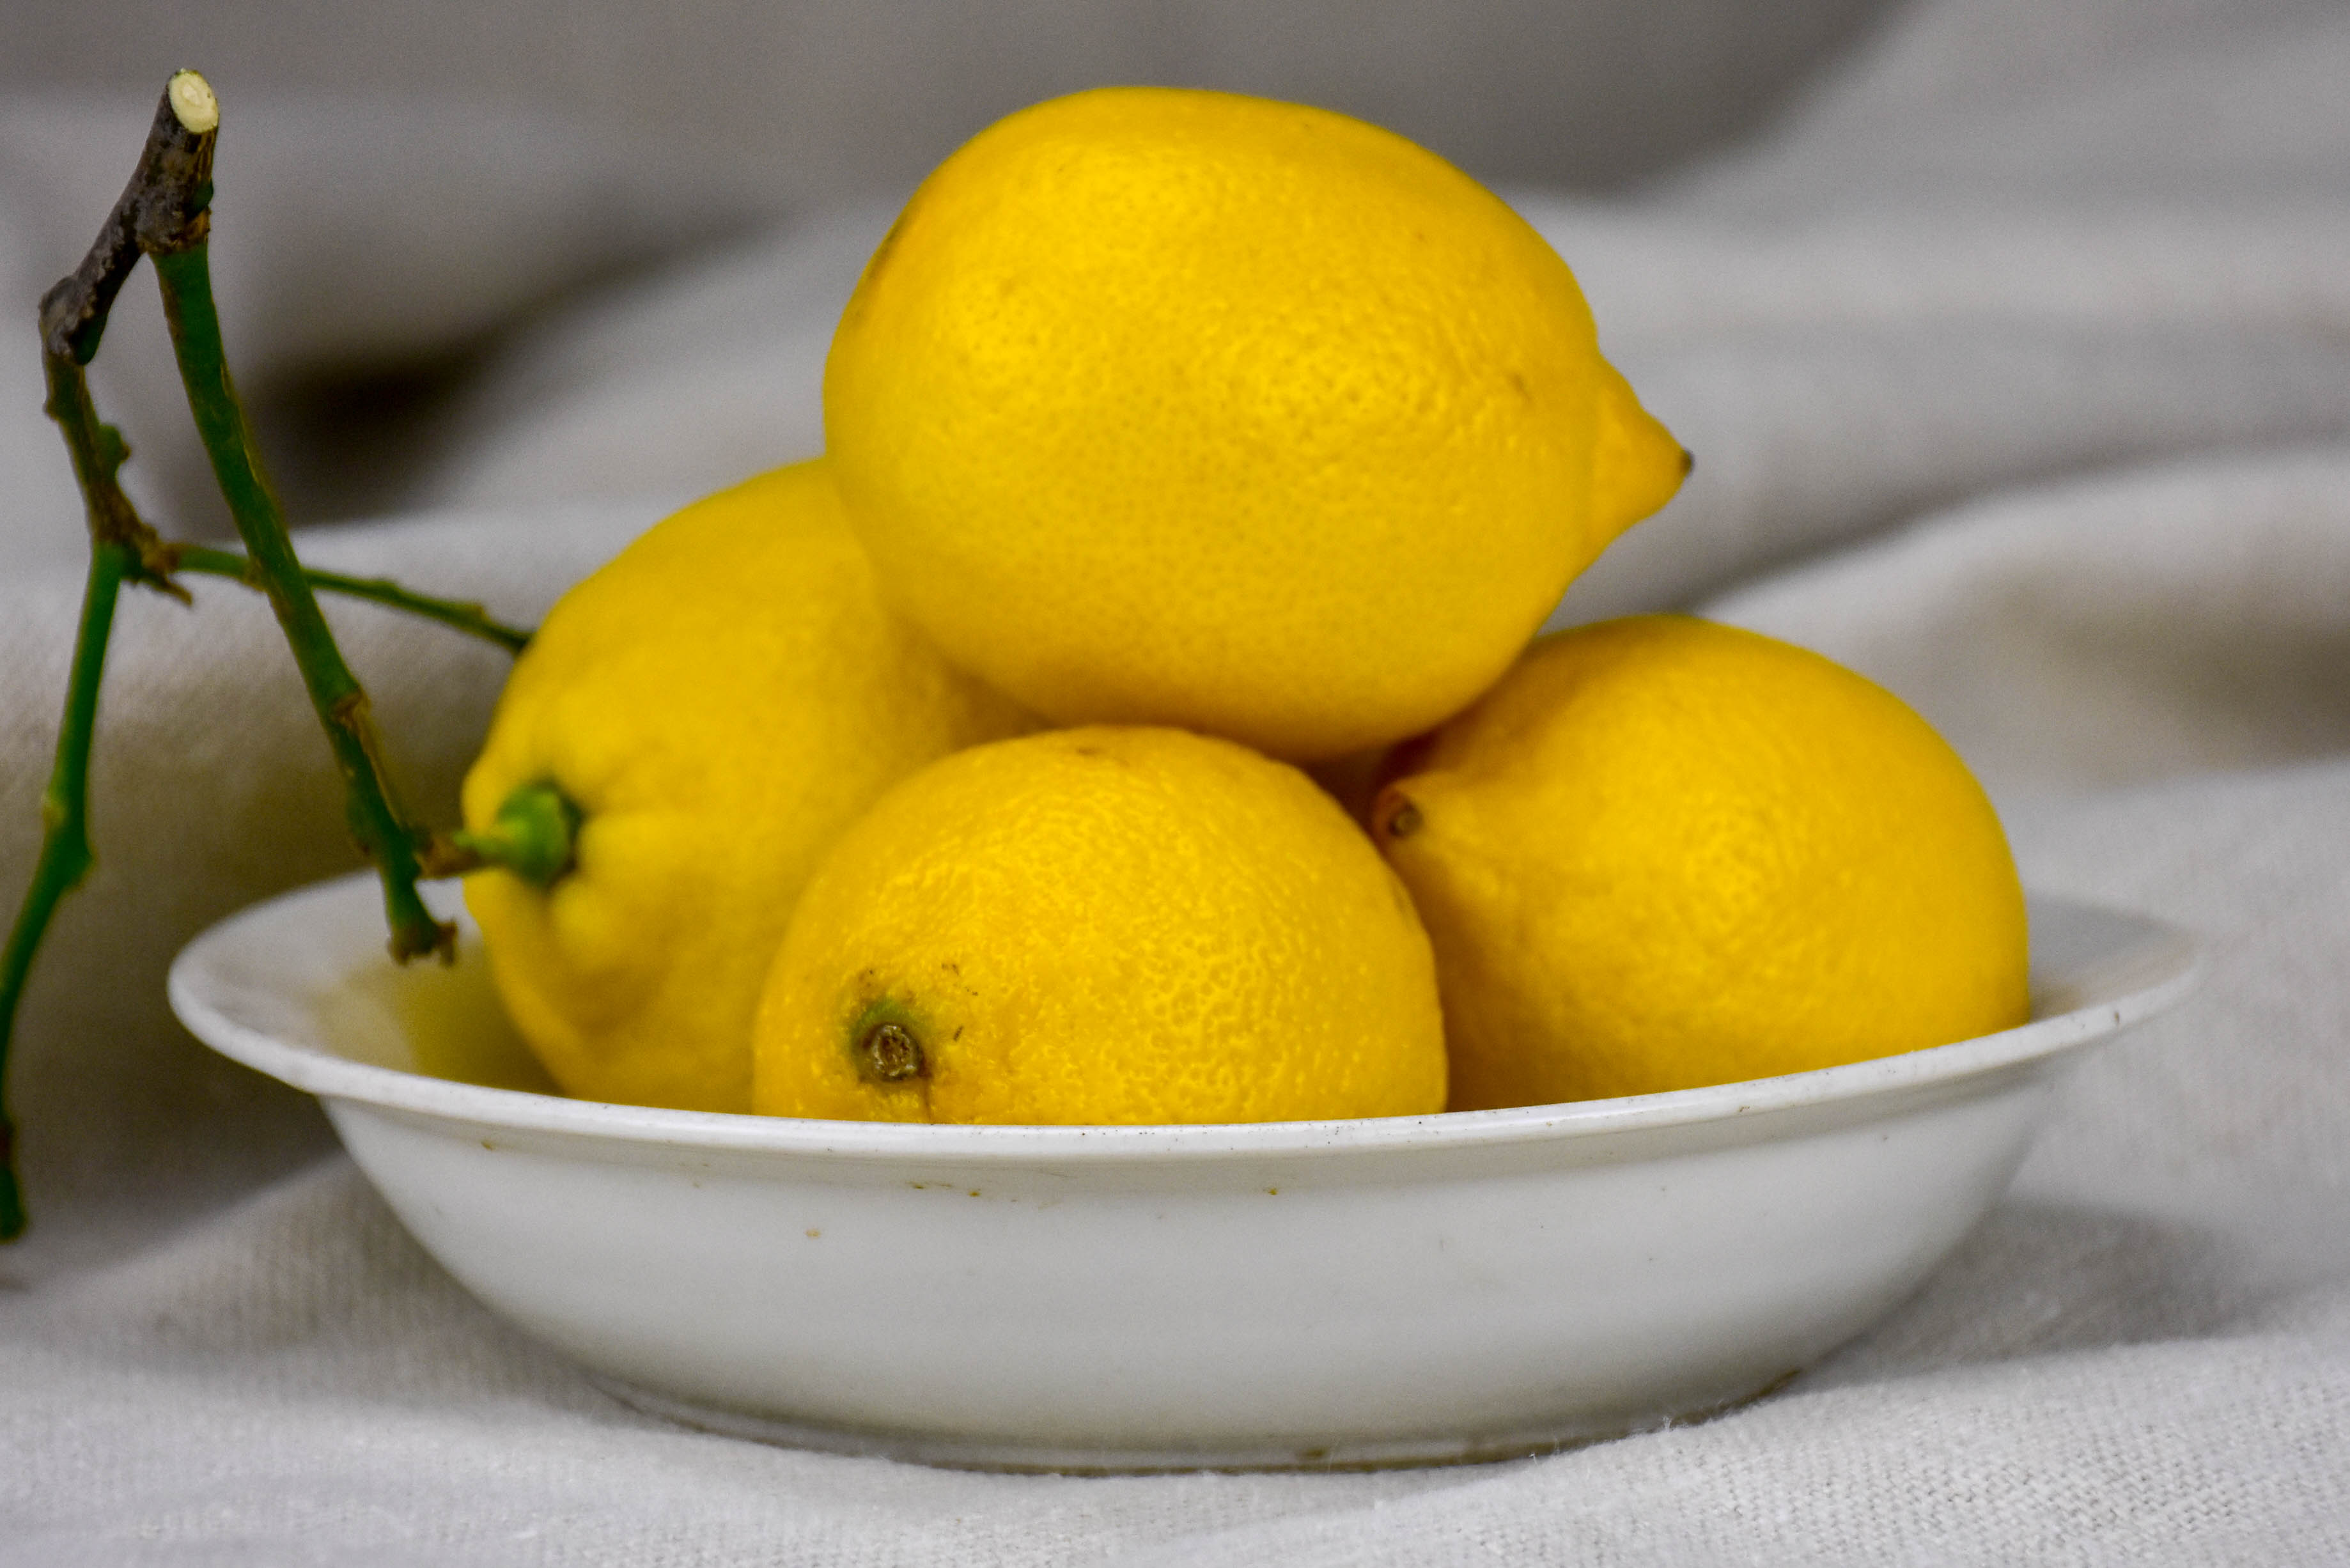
[167, 71, 219, 135]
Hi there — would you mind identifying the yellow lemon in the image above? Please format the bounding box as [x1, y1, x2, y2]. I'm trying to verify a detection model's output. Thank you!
[752, 726, 1447, 1124]
[462, 460, 1034, 1112]
[1371, 616, 2030, 1109]
[824, 86, 1686, 763]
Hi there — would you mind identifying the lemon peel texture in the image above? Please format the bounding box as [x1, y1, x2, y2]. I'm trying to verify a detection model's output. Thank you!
[753, 726, 1448, 1125]
[1374, 615, 2030, 1109]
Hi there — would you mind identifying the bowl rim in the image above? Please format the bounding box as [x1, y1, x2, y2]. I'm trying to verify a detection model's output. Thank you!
[167, 873, 2201, 1165]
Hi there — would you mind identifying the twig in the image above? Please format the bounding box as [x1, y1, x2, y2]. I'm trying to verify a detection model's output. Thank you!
[38, 72, 220, 371]
[128, 75, 451, 964]
[0, 238, 190, 1241]
[168, 546, 533, 655]
[5, 72, 517, 1236]
[0, 537, 136, 1243]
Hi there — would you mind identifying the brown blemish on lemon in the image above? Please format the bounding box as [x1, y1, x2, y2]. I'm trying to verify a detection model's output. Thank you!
[857, 1020, 925, 1082]
[846, 994, 934, 1086]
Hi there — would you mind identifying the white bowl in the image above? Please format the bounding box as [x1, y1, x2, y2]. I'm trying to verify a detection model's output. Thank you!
[169, 873, 2197, 1471]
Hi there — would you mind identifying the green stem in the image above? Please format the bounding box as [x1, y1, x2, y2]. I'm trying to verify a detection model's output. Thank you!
[169, 545, 532, 655]
[0, 538, 135, 1241]
[431, 780, 582, 889]
[1, 316, 173, 1242]
[6, 72, 504, 1238]
[5, 75, 202, 1238]
[150, 242, 451, 963]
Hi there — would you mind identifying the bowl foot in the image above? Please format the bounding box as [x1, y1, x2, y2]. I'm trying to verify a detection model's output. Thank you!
[584, 1370, 1799, 1474]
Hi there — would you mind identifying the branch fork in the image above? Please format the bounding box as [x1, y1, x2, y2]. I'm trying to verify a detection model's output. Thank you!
[1, 72, 533, 1239]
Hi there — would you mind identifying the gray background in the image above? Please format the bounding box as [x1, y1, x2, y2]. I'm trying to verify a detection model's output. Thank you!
[4, 0, 1897, 203]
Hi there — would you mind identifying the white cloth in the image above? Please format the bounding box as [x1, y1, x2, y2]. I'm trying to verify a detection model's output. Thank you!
[4, 0, 2348, 1560]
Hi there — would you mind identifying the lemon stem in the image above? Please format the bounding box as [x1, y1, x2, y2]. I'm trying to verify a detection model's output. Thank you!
[439, 782, 582, 890]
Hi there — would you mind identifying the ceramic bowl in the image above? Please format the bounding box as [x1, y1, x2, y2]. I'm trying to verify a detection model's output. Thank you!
[168, 873, 2197, 1471]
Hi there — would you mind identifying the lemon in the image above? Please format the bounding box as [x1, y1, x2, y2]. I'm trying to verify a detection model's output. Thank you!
[824, 86, 1686, 763]
[462, 460, 1034, 1112]
[752, 726, 1447, 1124]
[1371, 616, 2030, 1109]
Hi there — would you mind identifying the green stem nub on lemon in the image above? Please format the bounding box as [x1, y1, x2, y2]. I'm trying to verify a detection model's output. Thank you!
[450, 780, 580, 890]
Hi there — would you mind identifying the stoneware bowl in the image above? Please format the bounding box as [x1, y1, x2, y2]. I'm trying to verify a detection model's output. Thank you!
[169, 873, 2198, 1471]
